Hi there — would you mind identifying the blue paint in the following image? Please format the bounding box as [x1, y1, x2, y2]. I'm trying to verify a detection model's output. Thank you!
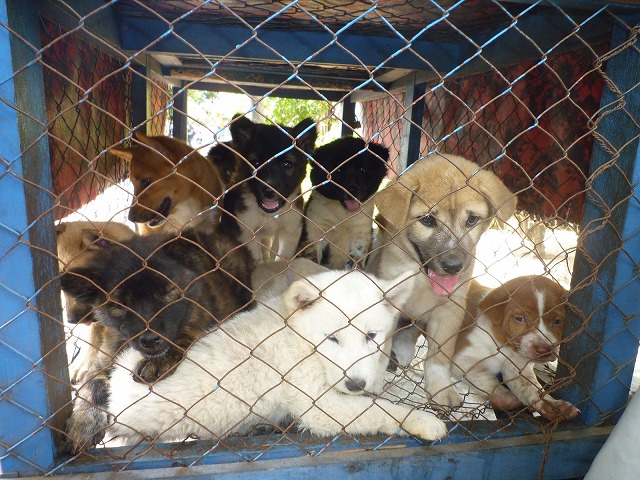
[556, 14, 640, 425]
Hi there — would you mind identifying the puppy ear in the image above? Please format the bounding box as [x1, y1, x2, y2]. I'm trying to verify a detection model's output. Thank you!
[369, 143, 390, 163]
[283, 279, 321, 316]
[80, 230, 118, 250]
[479, 285, 510, 325]
[291, 118, 317, 153]
[133, 131, 179, 165]
[375, 178, 414, 231]
[477, 170, 518, 223]
[229, 115, 256, 149]
[383, 274, 415, 313]
[108, 145, 134, 162]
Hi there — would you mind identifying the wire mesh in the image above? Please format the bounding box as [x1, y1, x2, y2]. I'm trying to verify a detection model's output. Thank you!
[1, 0, 639, 478]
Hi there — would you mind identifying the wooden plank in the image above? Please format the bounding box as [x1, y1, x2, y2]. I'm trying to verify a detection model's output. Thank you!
[120, 16, 464, 71]
[48, 426, 611, 479]
[398, 73, 426, 172]
[0, 0, 70, 477]
[164, 66, 366, 93]
[188, 80, 345, 102]
[556, 14, 640, 425]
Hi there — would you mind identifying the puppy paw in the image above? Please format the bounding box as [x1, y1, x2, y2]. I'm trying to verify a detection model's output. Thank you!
[534, 398, 580, 421]
[401, 409, 448, 440]
[65, 405, 108, 453]
[134, 356, 179, 384]
[427, 385, 463, 409]
[69, 361, 91, 385]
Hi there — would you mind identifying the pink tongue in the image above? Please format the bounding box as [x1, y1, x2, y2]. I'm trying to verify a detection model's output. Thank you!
[262, 199, 280, 211]
[427, 270, 460, 296]
[344, 199, 360, 212]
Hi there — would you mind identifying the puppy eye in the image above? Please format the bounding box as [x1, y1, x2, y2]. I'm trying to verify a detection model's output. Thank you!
[360, 167, 367, 173]
[327, 334, 339, 344]
[420, 215, 436, 227]
[282, 160, 293, 169]
[366, 332, 377, 341]
[513, 315, 526, 323]
[140, 178, 152, 189]
[466, 214, 480, 227]
[552, 318, 563, 326]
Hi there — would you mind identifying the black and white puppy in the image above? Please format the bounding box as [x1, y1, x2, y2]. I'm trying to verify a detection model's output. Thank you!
[300, 137, 388, 269]
[211, 116, 317, 263]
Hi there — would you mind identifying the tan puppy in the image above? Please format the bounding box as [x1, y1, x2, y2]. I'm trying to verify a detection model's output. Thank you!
[453, 276, 579, 421]
[110, 132, 225, 234]
[55, 220, 137, 384]
[368, 153, 517, 407]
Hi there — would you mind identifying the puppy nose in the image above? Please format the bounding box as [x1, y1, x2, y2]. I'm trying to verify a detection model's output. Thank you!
[534, 344, 554, 356]
[440, 255, 463, 274]
[138, 331, 164, 353]
[345, 377, 367, 392]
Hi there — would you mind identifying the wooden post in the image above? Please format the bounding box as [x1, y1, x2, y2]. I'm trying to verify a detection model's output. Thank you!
[0, 0, 70, 476]
[341, 96, 357, 137]
[173, 81, 188, 142]
[398, 73, 426, 171]
[556, 15, 640, 425]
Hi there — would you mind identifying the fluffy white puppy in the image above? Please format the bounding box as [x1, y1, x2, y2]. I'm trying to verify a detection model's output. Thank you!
[106, 270, 447, 443]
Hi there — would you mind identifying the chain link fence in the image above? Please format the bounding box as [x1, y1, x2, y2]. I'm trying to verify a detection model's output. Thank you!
[1, 0, 639, 478]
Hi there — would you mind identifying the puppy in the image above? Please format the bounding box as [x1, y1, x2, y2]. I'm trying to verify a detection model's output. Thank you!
[110, 131, 225, 234]
[61, 226, 254, 452]
[213, 115, 317, 263]
[368, 153, 517, 407]
[55, 221, 137, 384]
[300, 137, 388, 269]
[453, 276, 579, 421]
[104, 270, 448, 445]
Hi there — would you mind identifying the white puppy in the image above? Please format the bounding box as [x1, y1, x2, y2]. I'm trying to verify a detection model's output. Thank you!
[106, 270, 447, 443]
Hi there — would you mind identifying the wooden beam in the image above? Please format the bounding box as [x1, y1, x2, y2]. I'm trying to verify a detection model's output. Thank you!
[398, 73, 426, 172]
[172, 82, 188, 142]
[556, 13, 640, 425]
[341, 96, 357, 137]
[0, 0, 70, 476]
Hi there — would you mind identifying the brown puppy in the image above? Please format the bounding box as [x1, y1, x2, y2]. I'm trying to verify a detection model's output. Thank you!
[453, 276, 579, 421]
[368, 153, 517, 407]
[56, 221, 137, 384]
[110, 132, 225, 234]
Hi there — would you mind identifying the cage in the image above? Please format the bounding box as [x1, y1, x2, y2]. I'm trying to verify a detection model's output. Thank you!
[1, 1, 639, 479]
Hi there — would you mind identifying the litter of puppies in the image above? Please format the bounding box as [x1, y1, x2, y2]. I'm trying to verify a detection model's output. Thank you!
[56, 115, 579, 454]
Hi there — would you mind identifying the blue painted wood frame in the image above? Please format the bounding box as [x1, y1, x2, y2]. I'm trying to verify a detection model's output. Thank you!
[118, 8, 612, 74]
[52, 422, 611, 479]
[0, 0, 70, 477]
[172, 82, 188, 142]
[399, 73, 426, 171]
[556, 14, 640, 425]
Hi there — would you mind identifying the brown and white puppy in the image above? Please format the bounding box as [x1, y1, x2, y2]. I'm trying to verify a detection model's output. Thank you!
[56, 220, 137, 384]
[213, 116, 317, 263]
[299, 137, 388, 269]
[453, 276, 579, 421]
[368, 153, 517, 407]
[110, 132, 225, 234]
